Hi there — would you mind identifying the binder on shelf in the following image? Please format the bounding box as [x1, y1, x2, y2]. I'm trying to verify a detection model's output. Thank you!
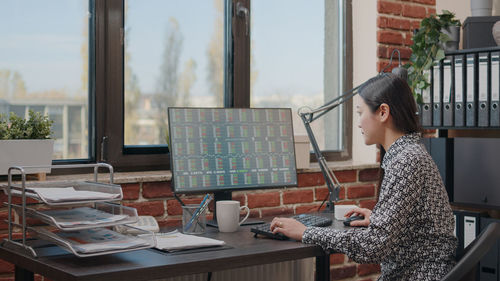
[454, 55, 465, 127]
[466, 54, 477, 127]
[443, 58, 454, 126]
[432, 62, 442, 127]
[421, 69, 432, 127]
[478, 53, 490, 127]
[491, 52, 500, 127]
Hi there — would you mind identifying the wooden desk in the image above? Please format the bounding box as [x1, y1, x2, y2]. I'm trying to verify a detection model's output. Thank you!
[0, 216, 349, 281]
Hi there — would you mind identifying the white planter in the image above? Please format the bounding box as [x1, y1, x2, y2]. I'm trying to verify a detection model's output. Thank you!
[294, 135, 310, 169]
[0, 139, 54, 175]
[471, 0, 493, 17]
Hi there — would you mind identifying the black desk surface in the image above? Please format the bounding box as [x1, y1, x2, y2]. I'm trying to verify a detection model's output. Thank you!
[0, 214, 349, 281]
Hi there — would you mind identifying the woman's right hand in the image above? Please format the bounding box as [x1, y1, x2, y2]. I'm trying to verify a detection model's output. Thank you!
[345, 207, 372, 227]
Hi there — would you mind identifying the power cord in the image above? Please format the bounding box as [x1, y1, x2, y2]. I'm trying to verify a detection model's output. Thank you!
[207, 272, 212, 281]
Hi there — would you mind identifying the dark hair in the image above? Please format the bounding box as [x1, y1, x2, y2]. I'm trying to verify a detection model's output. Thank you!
[358, 73, 422, 134]
[358, 73, 421, 199]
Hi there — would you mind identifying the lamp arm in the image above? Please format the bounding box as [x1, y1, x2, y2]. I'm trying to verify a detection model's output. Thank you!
[300, 113, 341, 213]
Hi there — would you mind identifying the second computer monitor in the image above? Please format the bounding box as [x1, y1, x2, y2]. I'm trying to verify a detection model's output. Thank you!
[168, 107, 298, 194]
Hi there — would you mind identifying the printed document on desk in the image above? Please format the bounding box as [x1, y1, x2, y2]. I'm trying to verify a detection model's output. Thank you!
[154, 230, 225, 252]
[12, 187, 120, 203]
[40, 207, 129, 228]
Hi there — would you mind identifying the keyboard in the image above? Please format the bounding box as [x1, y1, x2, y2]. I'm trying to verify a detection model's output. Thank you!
[250, 214, 332, 240]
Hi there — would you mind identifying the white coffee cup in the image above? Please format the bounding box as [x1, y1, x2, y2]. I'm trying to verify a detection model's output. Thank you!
[216, 200, 250, 232]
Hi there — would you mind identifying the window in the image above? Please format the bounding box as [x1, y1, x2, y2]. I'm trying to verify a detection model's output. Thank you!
[0, 1, 91, 161]
[124, 0, 226, 146]
[3, 0, 350, 170]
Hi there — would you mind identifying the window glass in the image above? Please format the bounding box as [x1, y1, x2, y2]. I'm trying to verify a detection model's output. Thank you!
[0, 1, 90, 160]
[250, 1, 345, 151]
[124, 0, 225, 145]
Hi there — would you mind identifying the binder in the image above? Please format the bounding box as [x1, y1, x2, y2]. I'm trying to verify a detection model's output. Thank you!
[454, 55, 465, 127]
[491, 52, 500, 127]
[432, 62, 442, 127]
[466, 54, 477, 127]
[442, 58, 454, 126]
[421, 69, 432, 127]
[478, 53, 490, 127]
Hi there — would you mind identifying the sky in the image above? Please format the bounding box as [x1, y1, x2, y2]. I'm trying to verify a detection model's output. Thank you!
[0, 0, 325, 100]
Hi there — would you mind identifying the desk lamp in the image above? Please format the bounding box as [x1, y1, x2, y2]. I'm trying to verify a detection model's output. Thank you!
[299, 49, 407, 213]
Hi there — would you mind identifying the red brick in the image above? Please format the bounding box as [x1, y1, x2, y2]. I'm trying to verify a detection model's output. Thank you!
[121, 183, 139, 200]
[249, 209, 260, 218]
[388, 46, 412, 60]
[377, 30, 403, 45]
[283, 190, 313, 204]
[0, 277, 14, 281]
[427, 7, 436, 16]
[360, 199, 378, 210]
[331, 265, 356, 280]
[411, 20, 421, 30]
[166, 198, 203, 216]
[404, 32, 414, 46]
[0, 193, 38, 205]
[359, 168, 381, 182]
[315, 187, 329, 201]
[232, 194, 246, 206]
[377, 46, 388, 58]
[247, 192, 280, 208]
[142, 182, 173, 199]
[158, 217, 181, 227]
[330, 253, 345, 265]
[377, 1, 402, 15]
[297, 173, 325, 187]
[377, 17, 388, 28]
[347, 185, 376, 199]
[260, 207, 294, 217]
[358, 263, 382, 276]
[296, 204, 323, 214]
[124, 201, 164, 216]
[0, 212, 9, 230]
[412, 0, 435, 4]
[380, 17, 411, 31]
[335, 170, 357, 183]
[0, 259, 14, 274]
[402, 4, 427, 19]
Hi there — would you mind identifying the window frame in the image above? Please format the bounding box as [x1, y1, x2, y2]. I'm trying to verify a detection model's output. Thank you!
[87, 0, 352, 171]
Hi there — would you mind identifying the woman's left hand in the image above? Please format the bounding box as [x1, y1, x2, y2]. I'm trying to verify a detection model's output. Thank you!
[270, 217, 307, 241]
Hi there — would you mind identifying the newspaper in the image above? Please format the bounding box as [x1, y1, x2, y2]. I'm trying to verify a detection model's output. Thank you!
[154, 230, 225, 252]
[9, 187, 120, 203]
[40, 207, 129, 228]
[53, 228, 149, 254]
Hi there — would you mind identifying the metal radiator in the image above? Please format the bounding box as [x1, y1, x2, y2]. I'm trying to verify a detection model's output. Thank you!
[155, 258, 315, 281]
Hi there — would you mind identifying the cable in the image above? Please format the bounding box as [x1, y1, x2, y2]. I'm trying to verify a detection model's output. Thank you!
[207, 272, 212, 281]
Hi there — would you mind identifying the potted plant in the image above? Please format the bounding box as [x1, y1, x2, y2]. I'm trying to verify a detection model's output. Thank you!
[0, 110, 54, 175]
[406, 10, 461, 104]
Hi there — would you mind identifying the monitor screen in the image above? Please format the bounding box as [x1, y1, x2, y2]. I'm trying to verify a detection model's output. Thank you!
[168, 107, 298, 194]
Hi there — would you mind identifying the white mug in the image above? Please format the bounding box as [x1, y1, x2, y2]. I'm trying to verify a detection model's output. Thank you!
[216, 200, 250, 232]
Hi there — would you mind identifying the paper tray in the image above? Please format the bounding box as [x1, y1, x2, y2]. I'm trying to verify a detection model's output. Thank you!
[9, 202, 139, 231]
[28, 226, 156, 258]
[1, 180, 123, 206]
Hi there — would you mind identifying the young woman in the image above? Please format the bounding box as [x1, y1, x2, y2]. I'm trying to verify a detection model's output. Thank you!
[270, 74, 457, 280]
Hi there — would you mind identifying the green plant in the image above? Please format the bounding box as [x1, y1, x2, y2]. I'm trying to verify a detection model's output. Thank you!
[0, 110, 53, 140]
[406, 10, 461, 104]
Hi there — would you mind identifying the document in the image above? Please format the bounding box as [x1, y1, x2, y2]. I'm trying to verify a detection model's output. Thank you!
[154, 230, 225, 252]
[42, 228, 149, 254]
[11, 187, 120, 203]
[40, 207, 129, 228]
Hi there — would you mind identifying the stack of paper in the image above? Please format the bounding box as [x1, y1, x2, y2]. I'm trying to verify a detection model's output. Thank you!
[50, 228, 149, 254]
[155, 230, 226, 252]
[11, 187, 120, 203]
[40, 207, 129, 228]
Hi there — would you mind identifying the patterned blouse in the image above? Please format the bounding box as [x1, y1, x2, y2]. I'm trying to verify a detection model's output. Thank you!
[302, 133, 457, 280]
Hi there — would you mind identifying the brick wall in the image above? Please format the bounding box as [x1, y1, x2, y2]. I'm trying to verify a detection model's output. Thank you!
[377, 0, 436, 72]
[0, 167, 381, 281]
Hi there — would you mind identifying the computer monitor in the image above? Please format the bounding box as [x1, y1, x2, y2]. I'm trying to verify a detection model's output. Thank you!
[168, 107, 298, 223]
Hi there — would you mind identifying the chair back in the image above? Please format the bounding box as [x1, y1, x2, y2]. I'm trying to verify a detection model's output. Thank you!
[441, 222, 500, 281]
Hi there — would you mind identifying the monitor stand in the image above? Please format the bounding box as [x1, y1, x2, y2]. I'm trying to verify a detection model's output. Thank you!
[206, 191, 264, 227]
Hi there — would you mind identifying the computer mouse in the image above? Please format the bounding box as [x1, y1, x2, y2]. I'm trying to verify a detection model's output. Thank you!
[343, 215, 365, 226]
